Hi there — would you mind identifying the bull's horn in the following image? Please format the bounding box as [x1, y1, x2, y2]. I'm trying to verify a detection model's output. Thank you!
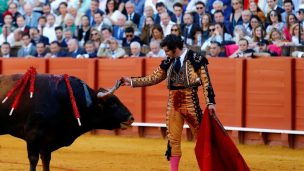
[97, 80, 122, 98]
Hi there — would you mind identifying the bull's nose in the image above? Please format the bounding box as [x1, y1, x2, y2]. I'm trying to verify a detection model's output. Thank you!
[129, 116, 135, 123]
[120, 116, 135, 129]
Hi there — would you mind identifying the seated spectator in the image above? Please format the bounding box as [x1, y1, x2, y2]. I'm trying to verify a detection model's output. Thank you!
[7, 3, 22, 25]
[104, 0, 123, 25]
[11, 29, 23, 47]
[67, 3, 83, 27]
[67, 39, 84, 58]
[86, 0, 104, 26]
[77, 15, 91, 47]
[128, 41, 145, 57]
[63, 29, 74, 45]
[229, 0, 243, 29]
[122, 27, 141, 47]
[0, 25, 14, 46]
[200, 13, 212, 44]
[112, 14, 127, 44]
[146, 40, 166, 58]
[56, 2, 69, 26]
[93, 11, 112, 32]
[0, 42, 12, 58]
[97, 38, 126, 59]
[17, 33, 36, 57]
[77, 40, 97, 58]
[138, 5, 155, 31]
[16, 15, 30, 34]
[290, 23, 304, 45]
[140, 16, 155, 46]
[63, 14, 77, 36]
[55, 26, 67, 47]
[229, 38, 255, 58]
[151, 25, 164, 44]
[206, 41, 226, 58]
[98, 27, 114, 50]
[124, 1, 141, 27]
[29, 27, 49, 46]
[34, 42, 48, 58]
[193, 27, 204, 46]
[23, 3, 41, 28]
[0, 12, 16, 34]
[182, 13, 198, 45]
[201, 23, 233, 51]
[45, 41, 67, 58]
[266, 10, 284, 33]
[232, 25, 252, 45]
[283, 14, 298, 41]
[160, 12, 176, 36]
[170, 24, 182, 37]
[248, 15, 262, 35]
[268, 28, 294, 56]
[250, 25, 267, 50]
[249, 2, 266, 22]
[43, 14, 58, 43]
[241, 10, 252, 34]
[37, 16, 47, 35]
[90, 28, 103, 49]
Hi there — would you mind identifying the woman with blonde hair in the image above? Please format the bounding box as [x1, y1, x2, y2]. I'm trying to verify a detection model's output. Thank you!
[229, 0, 243, 28]
[290, 23, 304, 45]
[90, 27, 102, 48]
[170, 24, 182, 37]
[268, 28, 294, 56]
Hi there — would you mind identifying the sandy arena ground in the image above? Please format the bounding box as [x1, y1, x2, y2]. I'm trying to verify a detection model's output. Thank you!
[0, 134, 304, 171]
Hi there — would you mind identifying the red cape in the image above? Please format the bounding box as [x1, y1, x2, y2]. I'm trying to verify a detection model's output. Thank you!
[195, 108, 250, 171]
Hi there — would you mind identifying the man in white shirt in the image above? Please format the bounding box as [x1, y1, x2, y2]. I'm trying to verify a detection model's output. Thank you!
[43, 14, 57, 42]
[146, 40, 166, 58]
[160, 12, 176, 36]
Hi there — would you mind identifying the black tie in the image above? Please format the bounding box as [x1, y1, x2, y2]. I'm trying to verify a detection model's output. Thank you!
[174, 57, 181, 73]
[184, 27, 189, 40]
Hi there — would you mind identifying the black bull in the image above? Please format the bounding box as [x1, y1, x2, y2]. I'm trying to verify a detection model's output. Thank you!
[0, 74, 134, 171]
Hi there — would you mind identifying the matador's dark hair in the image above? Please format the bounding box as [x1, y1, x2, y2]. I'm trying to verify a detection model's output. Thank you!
[160, 34, 183, 51]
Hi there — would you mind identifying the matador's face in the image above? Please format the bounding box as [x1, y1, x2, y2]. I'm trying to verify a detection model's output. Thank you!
[163, 46, 177, 59]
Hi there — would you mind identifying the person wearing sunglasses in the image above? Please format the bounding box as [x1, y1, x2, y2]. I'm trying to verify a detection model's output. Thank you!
[122, 27, 141, 47]
[193, 1, 207, 27]
[170, 24, 182, 37]
[120, 34, 216, 171]
[266, 10, 284, 33]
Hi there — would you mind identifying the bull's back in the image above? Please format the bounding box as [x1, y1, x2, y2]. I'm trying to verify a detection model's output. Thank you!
[0, 74, 61, 136]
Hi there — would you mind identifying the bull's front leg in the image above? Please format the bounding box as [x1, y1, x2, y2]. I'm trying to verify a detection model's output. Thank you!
[40, 151, 51, 171]
[27, 142, 40, 171]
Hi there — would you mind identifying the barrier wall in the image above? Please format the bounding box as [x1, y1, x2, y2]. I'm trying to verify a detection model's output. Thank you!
[0, 58, 303, 147]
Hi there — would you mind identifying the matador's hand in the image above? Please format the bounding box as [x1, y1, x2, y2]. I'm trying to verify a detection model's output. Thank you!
[208, 104, 216, 116]
[120, 77, 132, 86]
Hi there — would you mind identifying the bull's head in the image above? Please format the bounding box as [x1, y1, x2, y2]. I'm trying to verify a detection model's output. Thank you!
[96, 81, 134, 130]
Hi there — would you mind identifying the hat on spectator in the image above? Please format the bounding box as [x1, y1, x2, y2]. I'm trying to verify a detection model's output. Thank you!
[2, 11, 13, 18]
[257, 39, 269, 46]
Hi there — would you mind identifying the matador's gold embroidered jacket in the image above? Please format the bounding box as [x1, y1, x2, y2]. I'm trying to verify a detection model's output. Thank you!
[131, 50, 215, 104]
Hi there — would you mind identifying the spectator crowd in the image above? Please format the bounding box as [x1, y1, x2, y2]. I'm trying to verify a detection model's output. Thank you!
[0, 0, 304, 59]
